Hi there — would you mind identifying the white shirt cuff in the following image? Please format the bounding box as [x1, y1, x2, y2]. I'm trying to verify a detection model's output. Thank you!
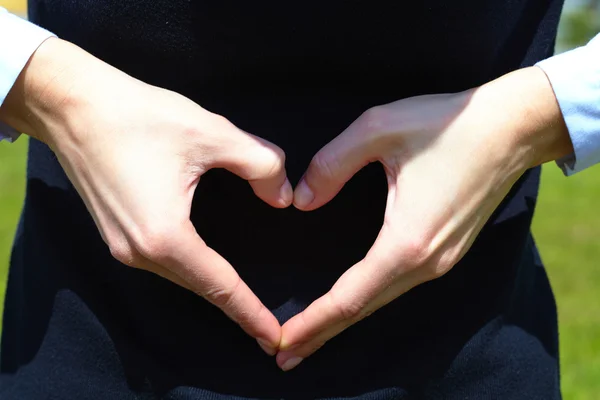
[0, 7, 56, 143]
[536, 34, 600, 176]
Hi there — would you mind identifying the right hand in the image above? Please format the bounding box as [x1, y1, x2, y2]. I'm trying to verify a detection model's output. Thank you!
[0, 38, 292, 355]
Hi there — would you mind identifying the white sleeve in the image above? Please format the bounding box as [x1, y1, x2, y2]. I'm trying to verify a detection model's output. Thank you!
[0, 7, 56, 142]
[536, 34, 600, 175]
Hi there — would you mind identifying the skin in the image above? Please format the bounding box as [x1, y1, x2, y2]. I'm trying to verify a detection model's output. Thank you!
[0, 37, 574, 371]
[0, 37, 292, 355]
[277, 68, 574, 371]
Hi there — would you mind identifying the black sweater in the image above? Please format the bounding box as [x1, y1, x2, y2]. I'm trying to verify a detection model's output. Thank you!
[1, 1, 564, 398]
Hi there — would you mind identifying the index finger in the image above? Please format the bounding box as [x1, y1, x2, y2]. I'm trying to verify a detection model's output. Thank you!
[277, 225, 424, 370]
[159, 222, 282, 352]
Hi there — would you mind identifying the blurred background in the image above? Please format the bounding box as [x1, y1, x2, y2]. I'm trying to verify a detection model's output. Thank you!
[0, 0, 599, 398]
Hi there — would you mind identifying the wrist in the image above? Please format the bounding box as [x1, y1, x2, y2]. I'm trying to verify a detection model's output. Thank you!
[479, 67, 573, 171]
[0, 38, 109, 147]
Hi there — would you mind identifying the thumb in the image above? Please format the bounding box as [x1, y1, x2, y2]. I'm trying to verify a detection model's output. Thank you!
[212, 121, 292, 208]
[294, 111, 384, 211]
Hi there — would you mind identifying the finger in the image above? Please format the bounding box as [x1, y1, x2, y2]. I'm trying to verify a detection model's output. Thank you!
[148, 221, 282, 354]
[277, 225, 425, 371]
[211, 121, 292, 208]
[136, 258, 194, 291]
[294, 107, 388, 211]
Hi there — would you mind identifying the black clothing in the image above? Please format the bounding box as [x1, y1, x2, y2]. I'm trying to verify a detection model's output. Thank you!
[1, 1, 563, 398]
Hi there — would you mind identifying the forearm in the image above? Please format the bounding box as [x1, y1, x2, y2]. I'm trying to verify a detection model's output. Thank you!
[0, 37, 145, 148]
[0, 7, 139, 148]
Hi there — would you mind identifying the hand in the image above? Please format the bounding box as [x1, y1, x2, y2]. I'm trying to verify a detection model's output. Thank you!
[276, 67, 573, 371]
[0, 38, 292, 355]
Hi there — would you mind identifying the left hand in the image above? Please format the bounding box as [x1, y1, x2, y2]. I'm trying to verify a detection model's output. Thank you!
[276, 67, 573, 371]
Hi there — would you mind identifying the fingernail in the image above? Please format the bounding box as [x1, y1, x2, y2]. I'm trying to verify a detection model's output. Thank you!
[280, 355, 304, 372]
[294, 180, 314, 209]
[279, 178, 293, 206]
[256, 338, 277, 356]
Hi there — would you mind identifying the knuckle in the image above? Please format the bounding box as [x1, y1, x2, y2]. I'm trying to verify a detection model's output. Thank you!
[263, 146, 286, 178]
[392, 236, 444, 280]
[310, 151, 340, 182]
[427, 250, 459, 279]
[337, 301, 364, 321]
[245, 144, 286, 181]
[271, 144, 286, 164]
[329, 292, 365, 322]
[235, 302, 267, 333]
[204, 277, 242, 309]
[368, 237, 430, 277]
[399, 238, 430, 267]
[133, 221, 180, 262]
[359, 106, 389, 136]
[108, 241, 138, 266]
[211, 114, 237, 137]
[211, 113, 231, 127]
[275, 147, 287, 169]
[200, 111, 231, 131]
